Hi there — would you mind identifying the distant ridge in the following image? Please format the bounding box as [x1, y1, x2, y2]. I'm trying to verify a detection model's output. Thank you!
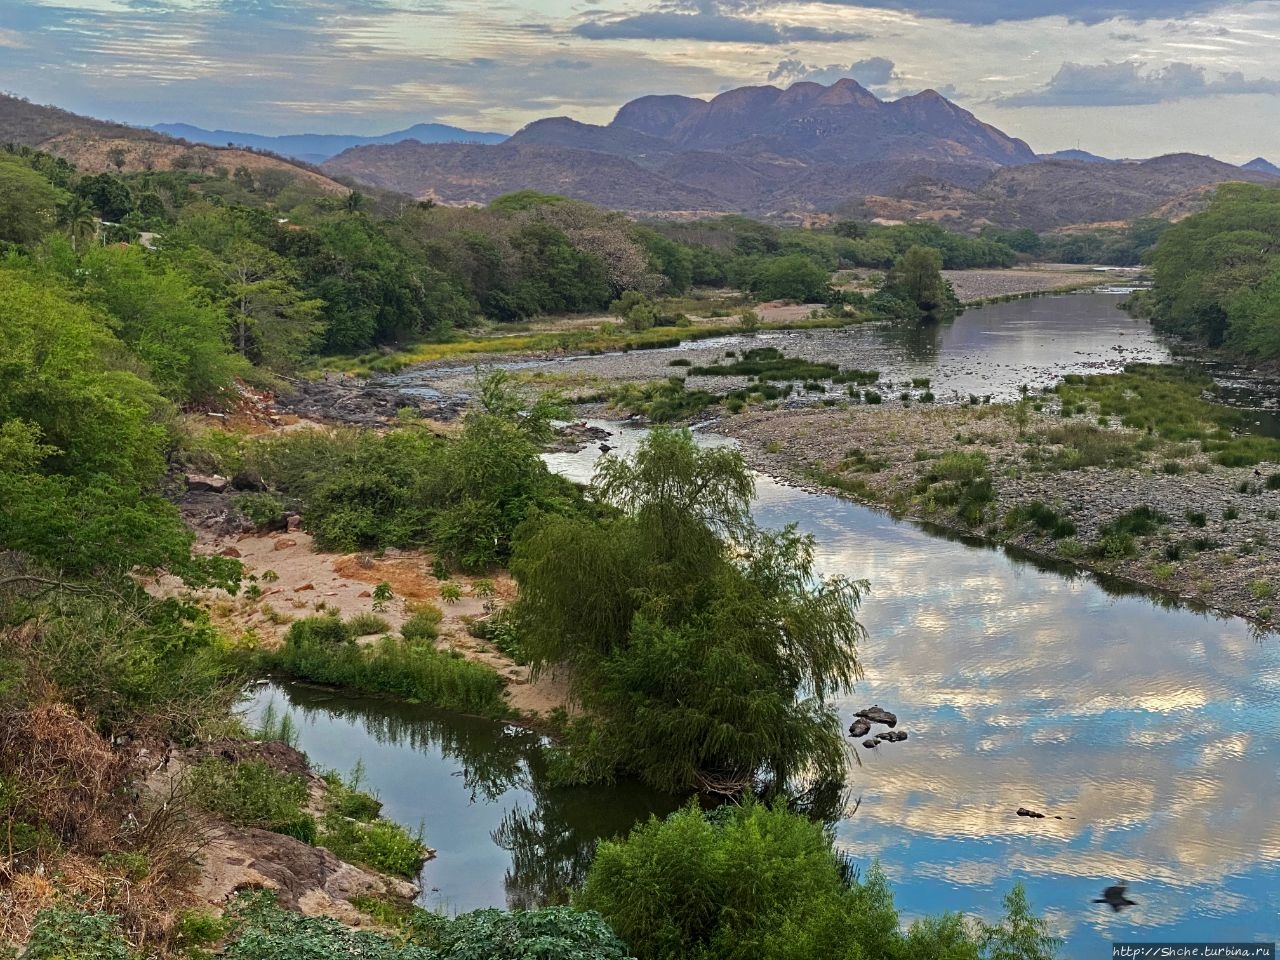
[1243, 157, 1280, 177]
[151, 122, 508, 164]
[0, 92, 350, 196]
[1039, 149, 1115, 164]
[323, 79, 1036, 216]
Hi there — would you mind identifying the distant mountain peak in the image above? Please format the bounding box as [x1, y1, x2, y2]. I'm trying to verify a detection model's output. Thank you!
[1243, 156, 1280, 177]
[149, 120, 506, 163]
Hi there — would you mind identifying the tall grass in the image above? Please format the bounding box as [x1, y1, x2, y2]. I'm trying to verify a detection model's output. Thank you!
[272, 616, 508, 717]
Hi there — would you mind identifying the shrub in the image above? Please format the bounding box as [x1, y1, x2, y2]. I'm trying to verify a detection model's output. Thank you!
[320, 816, 427, 879]
[1223, 506, 1240, 521]
[1251, 580, 1275, 600]
[1161, 461, 1183, 475]
[1185, 510, 1207, 528]
[189, 758, 316, 843]
[401, 607, 442, 643]
[1006, 501, 1076, 539]
[273, 632, 507, 717]
[22, 906, 133, 960]
[578, 801, 1055, 960]
[1267, 473, 1280, 491]
[234, 492, 286, 530]
[864, 390, 882, 404]
[348, 612, 392, 636]
[439, 582, 463, 604]
[286, 613, 353, 646]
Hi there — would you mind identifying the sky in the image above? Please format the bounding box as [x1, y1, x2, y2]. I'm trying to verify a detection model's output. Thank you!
[1, 0, 1279, 161]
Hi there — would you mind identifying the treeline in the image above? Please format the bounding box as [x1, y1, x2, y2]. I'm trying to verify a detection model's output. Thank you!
[980, 220, 1169, 267]
[1, 145, 1030, 380]
[1135, 183, 1280, 361]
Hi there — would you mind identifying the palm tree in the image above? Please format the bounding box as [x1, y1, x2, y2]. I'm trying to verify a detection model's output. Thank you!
[58, 196, 97, 251]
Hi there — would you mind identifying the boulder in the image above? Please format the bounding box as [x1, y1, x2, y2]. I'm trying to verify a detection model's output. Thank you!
[849, 718, 872, 739]
[876, 730, 908, 744]
[218, 546, 242, 558]
[186, 473, 229, 493]
[273, 538, 298, 551]
[1016, 807, 1046, 819]
[855, 705, 898, 728]
[861, 738, 879, 749]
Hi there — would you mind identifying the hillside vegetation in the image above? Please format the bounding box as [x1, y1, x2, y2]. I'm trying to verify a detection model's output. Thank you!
[1133, 182, 1280, 361]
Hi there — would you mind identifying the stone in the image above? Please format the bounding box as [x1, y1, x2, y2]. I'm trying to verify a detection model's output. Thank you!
[186, 472, 229, 493]
[855, 705, 898, 728]
[876, 730, 908, 743]
[862, 738, 879, 749]
[218, 546, 242, 558]
[273, 538, 297, 551]
[286, 514, 302, 532]
[295, 582, 315, 592]
[849, 718, 872, 738]
[1016, 807, 1046, 819]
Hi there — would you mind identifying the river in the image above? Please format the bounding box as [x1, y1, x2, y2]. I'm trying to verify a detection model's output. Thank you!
[248, 292, 1280, 956]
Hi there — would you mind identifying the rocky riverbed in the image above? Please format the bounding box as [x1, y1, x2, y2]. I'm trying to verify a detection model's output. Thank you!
[719, 403, 1280, 628]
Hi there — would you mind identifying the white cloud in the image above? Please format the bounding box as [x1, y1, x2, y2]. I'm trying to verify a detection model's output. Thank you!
[997, 59, 1280, 106]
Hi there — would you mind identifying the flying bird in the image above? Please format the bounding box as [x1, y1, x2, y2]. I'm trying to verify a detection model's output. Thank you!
[1093, 883, 1136, 912]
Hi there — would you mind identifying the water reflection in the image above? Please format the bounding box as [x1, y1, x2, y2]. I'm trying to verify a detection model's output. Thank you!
[244, 683, 679, 913]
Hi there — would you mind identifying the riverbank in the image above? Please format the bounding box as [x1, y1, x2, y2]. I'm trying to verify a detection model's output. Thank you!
[719, 402, 1279, 628]
[159, 496, 571, 719]
[943, 266, 1116, 304]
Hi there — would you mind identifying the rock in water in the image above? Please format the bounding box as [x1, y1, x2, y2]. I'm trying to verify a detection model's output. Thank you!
[849, 718, 872, 738]
[855, 705, 898, 727]
[1016, 807, 1046, 819]
[876, 730, 908, 743]
[862, 738, 879, 749]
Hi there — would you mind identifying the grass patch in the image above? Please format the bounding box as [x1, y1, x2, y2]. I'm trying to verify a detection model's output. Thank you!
[1056, 365, 1280, 467]
[1091, 505, 1168, 560]
[347, 612, 392, 636]
[914, 451, 994, 526]
[1039, 421, 1143, 470]
[190, 758, 316, 843]
[273, 615, 508, 717]
[689, 347, 839, 381]
[609, 378, 718, 423]
[1005, 501, 1077, 539]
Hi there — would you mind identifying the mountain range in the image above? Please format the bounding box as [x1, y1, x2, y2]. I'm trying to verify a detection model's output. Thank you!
[324, 79, 1037, 218]
[321, 79, 1279, 228]
[150, 122, 508, 164]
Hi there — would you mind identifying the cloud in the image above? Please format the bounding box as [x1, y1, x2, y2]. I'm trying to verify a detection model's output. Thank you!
[768, 56, 898, 87]
[997, 59, 1280, 106]
[574, 12, 868, 44]
[791, 0, 1226, 26]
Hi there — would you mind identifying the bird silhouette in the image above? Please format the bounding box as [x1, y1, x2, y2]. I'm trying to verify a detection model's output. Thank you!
[1093, 883, 1136, 912]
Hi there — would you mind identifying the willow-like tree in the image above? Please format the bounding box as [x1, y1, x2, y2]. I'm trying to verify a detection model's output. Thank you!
[512, 427, 867, 795]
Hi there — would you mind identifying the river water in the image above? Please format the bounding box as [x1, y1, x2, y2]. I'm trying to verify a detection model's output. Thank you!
[248, 293, 1280, 956]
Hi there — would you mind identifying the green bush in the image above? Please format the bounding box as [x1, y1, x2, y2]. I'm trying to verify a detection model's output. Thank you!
[1006, 502, 1076, 539]
[401, 608, 442, 643]
[189, 758, 316, 843]
[578, 801, 1058, 960]
[1185, 510, 1207, 528]
[21, 906, 133, 960]
[348, 612, 392, 636]
[286, 613, 353, 646]
[320, 816, 427, 879]
[234, 492, 286, 530]
[273, 630, 507, 717]
[218, 890, 631, 960]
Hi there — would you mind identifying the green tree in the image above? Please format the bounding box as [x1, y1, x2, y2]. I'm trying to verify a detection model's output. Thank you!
[578, 801, 1040, 960]
[0, 155, 66, 245]
[883, 244, 958, 322]
[512, 428, 866, 794]
[747, 254, 830, 302]
[76, 245, 243, 403]
[57, 195, 98, 251]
